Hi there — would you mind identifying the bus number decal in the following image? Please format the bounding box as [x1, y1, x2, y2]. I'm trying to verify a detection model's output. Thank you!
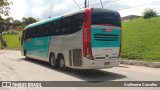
[34, 39, 44, 46]
[84, 28, 88, 41]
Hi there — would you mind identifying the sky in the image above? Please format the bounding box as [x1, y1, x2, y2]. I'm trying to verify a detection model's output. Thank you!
[4, 0, 160, 20]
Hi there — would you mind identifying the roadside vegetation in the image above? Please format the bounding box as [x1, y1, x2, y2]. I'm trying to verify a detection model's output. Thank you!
[122, 17, 160, 61]
[2, 35, 21, 49]
[142, 8, 158, 19]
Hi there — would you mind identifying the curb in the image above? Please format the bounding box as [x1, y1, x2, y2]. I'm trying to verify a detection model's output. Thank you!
[120, 60, 160, 68]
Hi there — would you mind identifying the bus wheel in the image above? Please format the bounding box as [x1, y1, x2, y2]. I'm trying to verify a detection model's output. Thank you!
[49, 54, 58, 68]
[24, 50, 29, 59]
[58, 55, 66, 70]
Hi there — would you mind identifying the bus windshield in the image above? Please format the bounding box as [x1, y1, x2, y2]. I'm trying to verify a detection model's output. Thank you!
[91, 8, 121, 27]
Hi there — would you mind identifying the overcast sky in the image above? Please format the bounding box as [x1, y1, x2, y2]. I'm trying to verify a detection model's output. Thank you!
[4, 0, 160, 20]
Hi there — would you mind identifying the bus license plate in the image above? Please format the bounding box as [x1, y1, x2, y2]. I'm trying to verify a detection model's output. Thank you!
[104, 62, 110, 65]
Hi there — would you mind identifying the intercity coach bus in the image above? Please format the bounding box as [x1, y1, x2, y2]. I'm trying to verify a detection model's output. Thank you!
[21, 8, 122, 70]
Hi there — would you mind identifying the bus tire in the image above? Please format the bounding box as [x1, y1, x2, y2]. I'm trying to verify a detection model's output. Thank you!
[58, 55, 67, 71]
[49, 53, 58, 68]
[24, 50, 29, 59]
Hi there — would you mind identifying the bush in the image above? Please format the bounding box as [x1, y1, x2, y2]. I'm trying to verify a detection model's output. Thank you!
[3, 30, 20, 35]
[142, 8, 157, 19]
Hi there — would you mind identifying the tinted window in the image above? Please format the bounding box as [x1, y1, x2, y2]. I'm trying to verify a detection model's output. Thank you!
[60, 13, 84, 35]
[91, 9, 121, 27]
[25, 28, 32, 39]
[49, 20, 61, 35]
[24, 13, 84, 38]
[72, 13, 84, 33]
[42, 23, 50, 36]
[61, 16, 72, 34]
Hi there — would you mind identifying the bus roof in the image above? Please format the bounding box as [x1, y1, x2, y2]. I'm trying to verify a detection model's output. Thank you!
[25, 8, 86, 29]
[25, 8, 118, 29]
[26, 16, 62, 29]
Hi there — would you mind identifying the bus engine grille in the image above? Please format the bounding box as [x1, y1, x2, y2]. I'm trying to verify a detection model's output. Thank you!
[69, 49, 82, 67]
[94, 34, 119, 41]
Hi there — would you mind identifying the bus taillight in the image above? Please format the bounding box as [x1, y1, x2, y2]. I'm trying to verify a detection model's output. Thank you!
[86, 43, 94, 60]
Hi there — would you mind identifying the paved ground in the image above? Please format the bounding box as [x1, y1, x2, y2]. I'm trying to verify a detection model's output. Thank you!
[0, 50, 160, 90]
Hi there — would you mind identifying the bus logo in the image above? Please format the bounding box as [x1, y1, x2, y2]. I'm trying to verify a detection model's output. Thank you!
[104, 29, 112, 32]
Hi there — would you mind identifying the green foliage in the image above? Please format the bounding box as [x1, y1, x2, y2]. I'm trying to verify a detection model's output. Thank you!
[12, 20, 22, 28]
[122, 17, 160, 61]
[0, 0, 13, 16]
[4, 17, 13, 23]
[0, 16, 4, 25]
[3, 30, 20, 35]
[22, 17, 37, 25]
[1, 16, 38, 31]
[142, 8, 157, 19]
[0, 35, 21, 49]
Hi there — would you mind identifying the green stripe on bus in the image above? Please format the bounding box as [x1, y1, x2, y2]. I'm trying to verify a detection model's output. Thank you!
[24, 36, 51, 58]
[26, 16, 62, 29]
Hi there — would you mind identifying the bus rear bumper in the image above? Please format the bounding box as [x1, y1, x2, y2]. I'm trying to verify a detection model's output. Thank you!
[80, 57, 121, 69]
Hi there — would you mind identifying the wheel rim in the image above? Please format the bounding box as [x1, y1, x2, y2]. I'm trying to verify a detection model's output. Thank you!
[60, 58, 64, 68]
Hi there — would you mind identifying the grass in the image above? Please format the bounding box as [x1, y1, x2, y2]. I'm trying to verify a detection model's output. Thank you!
[0, 35, 21, 50]
[122, 17, 160, 61]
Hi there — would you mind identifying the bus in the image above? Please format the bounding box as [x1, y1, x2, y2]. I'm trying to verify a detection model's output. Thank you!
[21, 8, 122, 70]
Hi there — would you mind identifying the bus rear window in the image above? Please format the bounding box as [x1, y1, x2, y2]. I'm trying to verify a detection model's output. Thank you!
[91, 9, 121, 27]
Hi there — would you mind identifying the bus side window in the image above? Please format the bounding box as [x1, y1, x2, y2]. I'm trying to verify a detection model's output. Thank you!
[49, 20, 61, 36]
[24, 29, 28, 40]
[61, 17, 72, 35]
[42, 24, 49, 36]
[32, 28, 37, 38]
[72, 13, 84, 33]
[25, 28, 32, 39]
[37, 26, 44, 37]
[54, 20, 61, 35]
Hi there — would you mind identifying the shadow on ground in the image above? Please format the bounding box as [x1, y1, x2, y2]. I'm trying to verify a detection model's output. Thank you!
[20, 58, 127, 81]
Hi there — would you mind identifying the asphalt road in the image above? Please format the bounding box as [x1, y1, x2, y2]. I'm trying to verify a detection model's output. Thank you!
[0, 50, 160, 90]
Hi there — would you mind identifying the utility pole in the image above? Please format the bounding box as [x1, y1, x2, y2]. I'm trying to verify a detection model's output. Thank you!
[85, 0, 87, 8]
[100, 0, 103, 8]
[88, 0, 89, 7]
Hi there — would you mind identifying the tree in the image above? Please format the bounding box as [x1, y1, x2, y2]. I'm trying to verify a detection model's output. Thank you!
[22, 17, 37, 25]
[22, 17, 26, 23]
[4, 17, 13, 29]
[13, 20, 22, 28]
[0, 16, 4, 25]
[0, 16, 6, 49]
[5, 17, 13, 23]
[142, 8, 158, 19]
[0, 0, 12, 49]
[0, 0, 13, 16]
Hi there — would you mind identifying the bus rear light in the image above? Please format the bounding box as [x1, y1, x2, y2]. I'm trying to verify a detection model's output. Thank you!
[86, 43, 95, 60]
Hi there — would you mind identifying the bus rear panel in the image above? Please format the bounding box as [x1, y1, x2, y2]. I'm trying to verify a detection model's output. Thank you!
[81, 8, 121, 69]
